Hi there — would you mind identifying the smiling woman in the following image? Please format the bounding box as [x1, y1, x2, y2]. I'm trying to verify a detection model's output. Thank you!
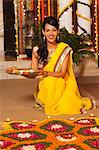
[6, 16, 98, 115]
[30, 16, 98, 115]
[42, 24, 59, 47]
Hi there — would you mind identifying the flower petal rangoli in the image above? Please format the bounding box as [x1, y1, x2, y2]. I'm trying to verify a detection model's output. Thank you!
[1, 131, 47, 141]
[56, 133, 77, 142]
[55, 144, 83, 150]
[11, 142, 52, 150]
[0, 117, 99, 149]
[0, 140, 15, 149]
[77, 126, 99, 136]
[74, 118, 96, 125]
[40, 120, 74, 133]
[10, 122, 35, 130]
[84, 138, 99, 149]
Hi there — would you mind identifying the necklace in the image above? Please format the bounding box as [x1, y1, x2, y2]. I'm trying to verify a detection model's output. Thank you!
[47, 49, 55, 61]
[48, 44, 58, 56]
[48, 49, 55, 55]
[48, 46, 57, 55]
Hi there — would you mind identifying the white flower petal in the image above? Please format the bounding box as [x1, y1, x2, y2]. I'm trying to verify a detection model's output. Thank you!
[56, 135, 77, 142]
[78, 119, 90, 123]
[90, 127, 99, 133]
[18, 123, 29, 127]
[51, 124, 63, 130]
[0, 141, 4, 146]
[17, 133, 31, 138]
[22, 145, 36, 150]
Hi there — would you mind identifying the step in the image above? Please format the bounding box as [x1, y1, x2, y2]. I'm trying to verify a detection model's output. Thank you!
[0, 58, 99, 80]
[0, 60, 31, 80]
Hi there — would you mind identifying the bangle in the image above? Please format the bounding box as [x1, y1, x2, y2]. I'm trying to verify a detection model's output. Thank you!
[44, 71, 48, 76]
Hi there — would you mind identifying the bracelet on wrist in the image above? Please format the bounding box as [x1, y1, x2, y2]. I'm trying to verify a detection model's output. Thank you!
[44, 71, 48, 76]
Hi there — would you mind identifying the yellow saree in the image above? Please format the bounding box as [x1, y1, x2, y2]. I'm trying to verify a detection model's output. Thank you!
[35, 42, 92, 115]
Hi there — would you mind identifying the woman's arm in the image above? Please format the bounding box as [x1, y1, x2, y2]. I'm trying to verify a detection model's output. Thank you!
[6, 47, 39, 74]
[31, 47, 39, 71]
[38, 53, 70, 78]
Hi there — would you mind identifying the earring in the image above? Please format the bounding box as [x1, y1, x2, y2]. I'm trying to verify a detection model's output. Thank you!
[57, 35, 59, 41]
[43, 36, 45, 41]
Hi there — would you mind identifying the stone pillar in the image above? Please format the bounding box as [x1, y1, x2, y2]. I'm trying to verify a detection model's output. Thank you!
[3, 0, 17, 60]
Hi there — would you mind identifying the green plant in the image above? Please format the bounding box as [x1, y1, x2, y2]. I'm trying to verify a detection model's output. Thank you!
[32, 24, 42, 47]
[59, 27, 95, 64]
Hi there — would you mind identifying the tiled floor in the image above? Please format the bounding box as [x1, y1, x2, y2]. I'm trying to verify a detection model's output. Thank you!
[0, 76, 99, 130]
[0, 59, 99, 130]
[0, 60, 31, 79]
[0, 58, 99, 80]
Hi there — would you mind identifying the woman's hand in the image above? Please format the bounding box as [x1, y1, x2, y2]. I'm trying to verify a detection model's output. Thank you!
[6, 67, 18, 74]
[37, 69, 48, 77]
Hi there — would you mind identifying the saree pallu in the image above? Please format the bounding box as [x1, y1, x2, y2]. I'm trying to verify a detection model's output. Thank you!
[35, 42, 92, 115]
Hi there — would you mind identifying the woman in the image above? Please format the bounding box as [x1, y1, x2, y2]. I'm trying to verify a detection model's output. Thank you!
[31, 16, 95, 115]
[7, 16, 97, 115]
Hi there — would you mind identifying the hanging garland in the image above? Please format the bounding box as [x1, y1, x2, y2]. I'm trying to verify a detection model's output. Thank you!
[38, 0, 41, 24]
[41, 0, 44, 22]
[14, 0, 19, 54]
[48, 0, 51, 16]
[19, 0, 23, 54]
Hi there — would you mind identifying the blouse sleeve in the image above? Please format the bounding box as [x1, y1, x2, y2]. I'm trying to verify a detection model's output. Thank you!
[33, 46, 39, 58]
[33, 46, 39, 52]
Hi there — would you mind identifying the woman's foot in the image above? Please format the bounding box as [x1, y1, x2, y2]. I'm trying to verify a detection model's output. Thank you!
[96, 103, 99, 109]
[82, 108, 87, 114]
[92, 100, 99, 109]
[81, 108, 87, 114]
[33, 103, 43, 110]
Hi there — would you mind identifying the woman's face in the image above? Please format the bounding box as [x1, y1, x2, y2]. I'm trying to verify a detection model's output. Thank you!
[42, 23, 59, 44]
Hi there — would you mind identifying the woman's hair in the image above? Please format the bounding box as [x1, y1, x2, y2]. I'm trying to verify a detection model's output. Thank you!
[37, 16, 59, 64]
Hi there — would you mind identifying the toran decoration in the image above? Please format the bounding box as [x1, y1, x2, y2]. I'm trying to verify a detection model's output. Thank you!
[19, 0, 23, 54]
